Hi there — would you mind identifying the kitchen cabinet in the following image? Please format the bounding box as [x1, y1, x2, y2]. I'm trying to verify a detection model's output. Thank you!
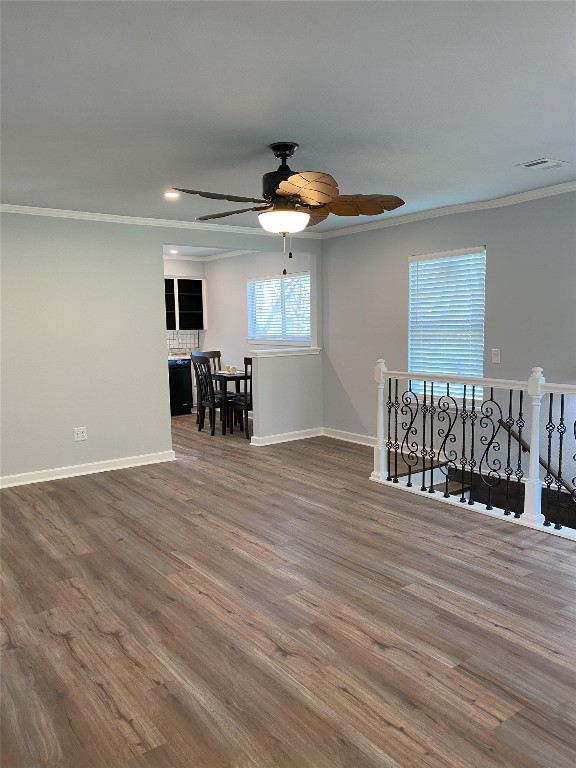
[168, 358, 193, 415]
[164, 279, 176, 330]
[164, 278, 205, 330]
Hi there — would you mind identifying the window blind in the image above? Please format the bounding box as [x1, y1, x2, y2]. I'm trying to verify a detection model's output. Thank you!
[408, 248, 486, 398]
[247, 272, 311, 341]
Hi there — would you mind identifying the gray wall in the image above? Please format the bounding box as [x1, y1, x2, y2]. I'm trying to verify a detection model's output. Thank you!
[0, 214, 172, 477]
[321, 192, 576, 439]
[0, 212, 301, 479]
[252, 350, 323, 441]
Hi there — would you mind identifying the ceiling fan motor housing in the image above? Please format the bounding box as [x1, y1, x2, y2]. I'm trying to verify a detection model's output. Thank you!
[262, 166, 297, 200]
[262, 141, 300, 200]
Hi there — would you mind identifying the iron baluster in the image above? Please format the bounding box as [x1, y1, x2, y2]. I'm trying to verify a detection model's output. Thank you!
[386, 378, 393, 481]
[468, 386, 477, 505]
[400, 385, 419, 488]
[503, 390, 514, 515]
[543, 393, 555, 527]
[478, 387, 503, 511]
[437, 383, 458, 499]
[514, 391, 525, 518]
[554, 395, 566, 530]
[573, 420, 576, 505]
[393, 379, 400, 482]
[460, 385, 468, 502]
[428, 382, 436, 492]
[420, 381, 428, 491]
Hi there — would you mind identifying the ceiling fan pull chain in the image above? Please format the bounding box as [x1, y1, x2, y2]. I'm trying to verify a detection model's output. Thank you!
[282, 233, 287, 274]
[289, 235, 293, 259]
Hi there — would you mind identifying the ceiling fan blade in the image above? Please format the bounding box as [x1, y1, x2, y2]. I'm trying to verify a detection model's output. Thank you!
[318, 194, 405, 216]
[196, 205, 271, 221]
[303, 210, 329, 227]
[174, 188, 266, 204]
[277, 172, 339, 206]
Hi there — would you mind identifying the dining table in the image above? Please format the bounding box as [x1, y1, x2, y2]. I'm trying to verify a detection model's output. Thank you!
[212, 369, 247, 435]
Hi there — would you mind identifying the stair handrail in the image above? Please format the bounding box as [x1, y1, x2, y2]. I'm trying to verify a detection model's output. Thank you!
[498, 418, 574, 495]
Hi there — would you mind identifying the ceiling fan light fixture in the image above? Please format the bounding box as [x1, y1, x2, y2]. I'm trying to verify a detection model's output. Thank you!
[258, 206, 310, 234]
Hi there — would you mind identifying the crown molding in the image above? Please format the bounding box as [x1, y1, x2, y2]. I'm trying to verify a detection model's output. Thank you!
[0, 204, 322, 239]
[320, 181, 576, 238]
[0, 204, 248, 231]
[165, 249, 257, 262]
[202, 249, 257, 262]
[2, 181, 574, 240]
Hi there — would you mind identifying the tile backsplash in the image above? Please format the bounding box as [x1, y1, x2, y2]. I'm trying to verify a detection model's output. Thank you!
[167, 330, 200, 355]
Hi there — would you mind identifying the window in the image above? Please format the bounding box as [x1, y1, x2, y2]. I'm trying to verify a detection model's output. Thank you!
[247, 272, 311, 342]
[408, 248, 486, 398]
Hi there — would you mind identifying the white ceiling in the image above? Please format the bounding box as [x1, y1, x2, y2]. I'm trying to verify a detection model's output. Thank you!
[1, 1, 575, 232]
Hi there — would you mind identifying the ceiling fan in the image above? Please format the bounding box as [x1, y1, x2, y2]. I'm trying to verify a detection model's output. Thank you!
[166, 142, 405, 233]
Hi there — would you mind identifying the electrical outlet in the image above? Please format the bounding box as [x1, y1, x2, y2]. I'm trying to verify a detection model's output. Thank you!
[73, 426, 87, 441]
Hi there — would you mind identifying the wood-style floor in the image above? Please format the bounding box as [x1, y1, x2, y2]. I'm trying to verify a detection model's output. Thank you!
[2, 415, 576, 768]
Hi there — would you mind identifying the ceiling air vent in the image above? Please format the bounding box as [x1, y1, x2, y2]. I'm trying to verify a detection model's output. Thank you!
[516, 158, 570, 170]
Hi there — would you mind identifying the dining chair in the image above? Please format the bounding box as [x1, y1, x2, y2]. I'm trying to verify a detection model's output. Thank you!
[191, 355, 226, 435]
[192, 350, 224, 422]
[228, 357, 253, 439]
[200, 350, 222, 373]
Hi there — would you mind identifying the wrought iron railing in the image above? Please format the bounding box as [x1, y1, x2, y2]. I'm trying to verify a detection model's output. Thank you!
[371, 362, 576, 537]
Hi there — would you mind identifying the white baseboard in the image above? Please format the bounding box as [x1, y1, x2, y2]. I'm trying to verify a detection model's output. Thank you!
[251, 427, 375, 447]
[0, 450, 176, 489]
[251, 428, 324, 446]
[322, 428, 376, 447]
[0, 427, 375, 484]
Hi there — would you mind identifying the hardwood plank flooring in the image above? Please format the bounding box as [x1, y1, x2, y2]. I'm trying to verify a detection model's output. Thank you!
[2, 414, 576, 767]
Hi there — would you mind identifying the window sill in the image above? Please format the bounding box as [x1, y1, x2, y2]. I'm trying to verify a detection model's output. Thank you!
[249, 347, 322, 358]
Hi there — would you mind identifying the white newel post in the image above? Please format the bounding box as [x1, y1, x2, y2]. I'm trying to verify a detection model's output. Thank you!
[370, 359, 388, 482]
[523, 366, 545, 526]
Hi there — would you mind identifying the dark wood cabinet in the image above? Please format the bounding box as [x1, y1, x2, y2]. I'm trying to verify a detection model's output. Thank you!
[164, 278, 177, 330]
[164, 278, 205, 330]
[176, 279, 204, 330]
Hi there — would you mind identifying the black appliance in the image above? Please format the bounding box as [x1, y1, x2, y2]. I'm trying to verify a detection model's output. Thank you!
[168, 358, 193, 416]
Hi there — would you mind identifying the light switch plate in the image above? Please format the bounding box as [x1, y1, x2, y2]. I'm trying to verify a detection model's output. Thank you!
[491, 348, 501, 364]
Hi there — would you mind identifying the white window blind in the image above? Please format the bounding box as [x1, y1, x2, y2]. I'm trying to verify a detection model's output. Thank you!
[247, 272, 311, 342]
[408, 248, 486, 398]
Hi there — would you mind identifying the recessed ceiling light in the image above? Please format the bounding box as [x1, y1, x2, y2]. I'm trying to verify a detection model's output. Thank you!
[164, 190, 180, 199]
[516, 158, 571, 170]
[169, 249, 178, 254]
